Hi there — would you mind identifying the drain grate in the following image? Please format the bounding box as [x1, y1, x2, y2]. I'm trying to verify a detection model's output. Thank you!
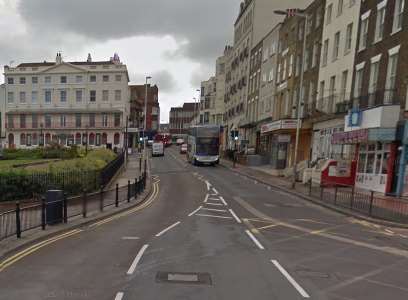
[156, 272, 212, 285]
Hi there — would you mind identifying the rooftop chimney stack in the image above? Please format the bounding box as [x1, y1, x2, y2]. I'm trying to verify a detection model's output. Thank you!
[56, 52, 62, 64]
[87, 53, 92, 62]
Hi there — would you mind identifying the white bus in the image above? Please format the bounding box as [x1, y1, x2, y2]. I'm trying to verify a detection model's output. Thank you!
[187, 125, 220, 166]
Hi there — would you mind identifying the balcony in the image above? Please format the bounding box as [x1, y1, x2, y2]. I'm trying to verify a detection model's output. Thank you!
[354, 89, 400, 110]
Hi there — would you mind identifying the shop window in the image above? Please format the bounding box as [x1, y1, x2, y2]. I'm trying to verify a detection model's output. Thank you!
[358, 153, 366, 173]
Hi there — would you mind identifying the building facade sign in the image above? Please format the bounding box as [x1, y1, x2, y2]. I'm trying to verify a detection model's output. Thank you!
[261, 119, 299, 134]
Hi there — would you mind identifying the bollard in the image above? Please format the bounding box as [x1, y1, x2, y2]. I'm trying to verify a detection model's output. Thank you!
[115, 183, 119, 207]
[144, 159, 147, 177]
[63, 193, 68, 224]
[127, 180, 131, 203]
[82, 191, 88, 218]
[41, 197, 46, 230]
[135, 178, 138, 198]
[100, 186, 104, 212]
[139, 176, 142, 194]
[16, 202, 21, 238]
[369, 191, 374, 216]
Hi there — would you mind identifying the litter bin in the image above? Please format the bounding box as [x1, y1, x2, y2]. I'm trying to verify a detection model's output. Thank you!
[45, 190, 63, 225]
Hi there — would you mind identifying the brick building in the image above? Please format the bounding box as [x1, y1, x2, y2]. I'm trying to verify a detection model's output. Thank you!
[169, 103, 199, 136]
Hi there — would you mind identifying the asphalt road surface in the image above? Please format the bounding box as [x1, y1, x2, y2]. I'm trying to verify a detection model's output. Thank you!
[2, 146, 408, 300]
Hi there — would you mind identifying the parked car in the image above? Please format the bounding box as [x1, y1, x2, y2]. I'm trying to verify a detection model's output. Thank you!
[152, 142, 164, 157]
[180, 143, 188, 154]
[147, 140, 153, 147]
[176, 138, 184, 146]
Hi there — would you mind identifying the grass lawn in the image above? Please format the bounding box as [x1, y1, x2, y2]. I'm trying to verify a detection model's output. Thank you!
[0, 159, 52, 171]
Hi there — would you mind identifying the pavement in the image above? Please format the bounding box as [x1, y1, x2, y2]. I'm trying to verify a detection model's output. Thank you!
[2, 146, 408, 299]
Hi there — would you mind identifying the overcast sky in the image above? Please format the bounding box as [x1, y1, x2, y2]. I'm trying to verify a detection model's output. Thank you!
[0, 0, 246, 122]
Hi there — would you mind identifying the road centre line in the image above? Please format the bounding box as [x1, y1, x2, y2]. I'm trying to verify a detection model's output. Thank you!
[195, 213, 233, 219]
[205, 202, 224, 206]
[271, 260, 310, 298]
[155, 221, 181, 237]
[122, 237, 140, 240]
[114, 292, 124, 300]
[245, 230, 265, 250]
[228, 209, 242, 223]
[188, 206, 202, 216]
[219, 196, 228, 206]
[127, 244, 149, 275]
[201, 207, 227, 212]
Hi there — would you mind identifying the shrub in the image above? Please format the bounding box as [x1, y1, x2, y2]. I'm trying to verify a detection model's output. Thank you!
[2, 148, 43, 160]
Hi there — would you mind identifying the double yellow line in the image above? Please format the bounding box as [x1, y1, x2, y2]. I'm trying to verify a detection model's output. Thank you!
[0, 229, 82, 272]
[89, 179, 160, 228]
[0, 179, 160, 272]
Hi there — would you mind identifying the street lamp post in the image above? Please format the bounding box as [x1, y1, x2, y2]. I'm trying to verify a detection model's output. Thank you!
[274, 9, 307, 188]
[143, 76, 152, 161]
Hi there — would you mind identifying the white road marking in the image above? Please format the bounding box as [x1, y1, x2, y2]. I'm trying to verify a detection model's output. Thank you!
[121, 236, 140, 240]
[219, 196, 228, 206]
[205, 202, 224, 206]
[212, 187, 219, 194]
[205, 181, 212, 190]
[245, 230, 264, 250]
[127, 244, 149, 275]
[188, 206, 202, 217]
[229, 209, 242, 223]
[271, 260, 310, 298]
[254, 180, 258, 184]
[208, 197, 221, 201]
[195, 213, 233, 219]
[267, 186, 271, 190]
[155, 221, 181, 237]
[385, 229, 395, 234]
[201, 207, 228, 212]
[114, 292, 124, 300]
[204, 194, 209, 203]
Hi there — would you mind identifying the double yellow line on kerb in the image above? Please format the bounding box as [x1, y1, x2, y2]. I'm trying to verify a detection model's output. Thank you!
[0, 229, 82, 272]
[0, 179, 160, 272]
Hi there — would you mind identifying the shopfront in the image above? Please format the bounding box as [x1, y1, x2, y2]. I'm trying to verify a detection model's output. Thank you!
[311, 118, 346, 161]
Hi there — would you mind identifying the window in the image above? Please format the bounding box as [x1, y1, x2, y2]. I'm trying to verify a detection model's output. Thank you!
[268, 68, 274, 82]
[385, 53, 399, 103]
[60, 90, 67, 102]
[89, 113, 95, 127]
[322, 39, 329, 66]
[277, 63, 281, 82]
[319, 81, 325, 107]
[45, 76, 51, 84]
[7, 115, 14, 129]
[337, 0, 343, 16]
[103, 75, 109, 82]
[45, 90, 52, 104]
[333, 32, 340, 61]
[316, 7, 323, 27]
[75, 114, 81, 128]
[60, 115, 66, 127]
[20, 133, 26, 146]
[340, 70, 348, 101]
[114, 74, 121, 82]
[102, 90, 109, 101]
[368, 62, 380, 107]
[89, 133, 95, 145]
[76, 90, 83, 102]
[32, 114, 38, 129]
[102, 133, 108, 145]
[298, 22, 304, 41]
[96, 133, 101, 146]
[354, 68, 364, 98]
[115, 90, 121, 101]
[76, 75, 83, 83]
[102, 114, 108, 127]
[90, 75, 96, 82]
[393, 0, 404, 32]
[32, 77, 38, 84]
[7, 92, 14, 104]
[359, 17, 369, 50]
[7, 77, 14, 84]
[114, 133, 120, 145]
[45, 115, 52, 128]
[60, 76, 67, 83]
[19, 92, 26, 103]
[19, 77, 26, 84]
[345, 23, 353, 53]
[305, 49, 310, 71]
[288, 55, 293, 77]
[75, 133, 82, 145]
[375, 6, 386, 42]
[326, 4, 333, 24]
[312, 42, 319, 68]
[90, 90, 96, 102]
[20, 115, 26, 128]
[114, 113, 121, 127]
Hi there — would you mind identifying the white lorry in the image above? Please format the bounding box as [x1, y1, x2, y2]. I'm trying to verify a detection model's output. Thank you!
[152, 142, 165, 157]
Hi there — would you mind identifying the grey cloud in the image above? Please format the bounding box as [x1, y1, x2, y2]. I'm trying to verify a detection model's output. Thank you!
[19, 0, 240, 64]
[131, 70, 178, 93]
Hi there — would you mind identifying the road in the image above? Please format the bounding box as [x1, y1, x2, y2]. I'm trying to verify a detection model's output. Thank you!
[2, 146, 408, 299]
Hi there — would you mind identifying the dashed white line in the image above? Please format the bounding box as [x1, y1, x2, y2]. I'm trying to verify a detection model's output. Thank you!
[201, 207, 228, 212]
[212, 187, 219, 194]
[204, 194, 209, 203]
[195, 213, 233, 219]
[114, 292, 124, 300]
[271, 260, 310, 298]
[127, 244, 149, 275]
[188, 206, 203, 217]
[206, 202, 224, 206]
[155, 221, 181, 237]
[245, 230, 264, 250]
[229, 209, 242, 223]
[205, 181, 212, 191]
[121, 236, 140, 240]
[219, 196, 228, 206]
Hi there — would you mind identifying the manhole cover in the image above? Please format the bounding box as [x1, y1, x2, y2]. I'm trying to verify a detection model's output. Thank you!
[156, 272, 212, 285]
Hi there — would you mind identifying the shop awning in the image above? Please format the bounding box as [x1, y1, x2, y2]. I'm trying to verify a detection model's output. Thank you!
[332, 128, 396, 145]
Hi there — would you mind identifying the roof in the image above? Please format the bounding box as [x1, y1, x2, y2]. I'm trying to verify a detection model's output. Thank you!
[182, 103, 199, 110]
[16, 61, 115, 68]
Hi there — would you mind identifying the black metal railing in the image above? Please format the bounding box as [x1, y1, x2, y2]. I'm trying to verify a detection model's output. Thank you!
[0, 173, 147, 241]
[354, 89, 400, 109]
[100, 151, 125, 187]
[308, 180, 408, 223]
